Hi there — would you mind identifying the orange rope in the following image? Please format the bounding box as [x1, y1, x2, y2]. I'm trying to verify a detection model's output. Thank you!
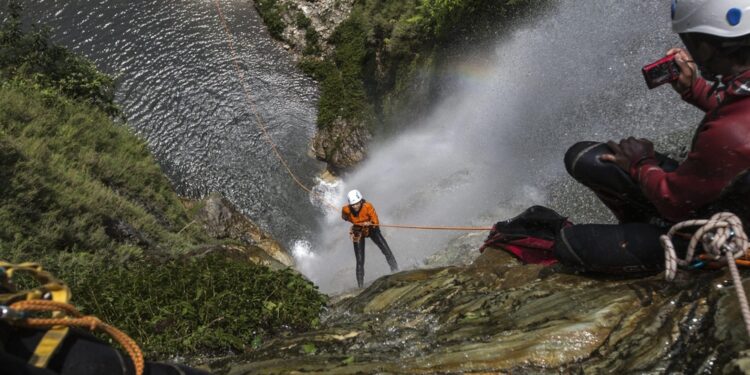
[212, 0, 335, 208]
[211, 1, 492, 233]
[10, 300, 145, 375]
[375, 224, 492, 231]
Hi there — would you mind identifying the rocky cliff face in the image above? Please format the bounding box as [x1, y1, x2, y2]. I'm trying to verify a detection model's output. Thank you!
[254, 0, 369, 172]
[254, 0, 548, 173]
[311, 117, 370, 172]
[188, 192, 294, 268]
[261, 0, 354, 59]
[211, 248, 750, 373]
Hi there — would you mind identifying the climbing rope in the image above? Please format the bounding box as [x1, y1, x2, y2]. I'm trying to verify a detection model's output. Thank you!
[660, 212, 750, 338]
[373, 224, 492, 231]
[211, 0, 492, 233]
[1, 262, 145, 374]
[213, 0, 321, 202]
[5, 300, 145, 375]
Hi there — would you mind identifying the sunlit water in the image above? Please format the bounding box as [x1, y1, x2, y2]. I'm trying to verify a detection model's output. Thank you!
[14, 0, 325, 247]
[305, 0, 703, 293]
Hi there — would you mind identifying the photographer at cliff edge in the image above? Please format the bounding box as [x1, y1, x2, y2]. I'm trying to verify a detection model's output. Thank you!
[487, 1, 750, 274]
[554, 0, 750, 273]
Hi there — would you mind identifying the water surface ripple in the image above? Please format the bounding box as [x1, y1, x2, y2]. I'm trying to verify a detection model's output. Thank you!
[18, 0, 324, 246]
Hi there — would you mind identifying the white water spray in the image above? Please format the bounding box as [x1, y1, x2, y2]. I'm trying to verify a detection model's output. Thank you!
[299, 0, 703, 293]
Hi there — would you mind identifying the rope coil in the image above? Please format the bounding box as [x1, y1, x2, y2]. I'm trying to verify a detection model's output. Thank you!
[660, 212, 750, 338]
[8, 300, 145, 375]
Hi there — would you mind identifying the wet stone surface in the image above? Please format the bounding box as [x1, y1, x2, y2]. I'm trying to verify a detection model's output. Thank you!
[210, 249, 750, 374]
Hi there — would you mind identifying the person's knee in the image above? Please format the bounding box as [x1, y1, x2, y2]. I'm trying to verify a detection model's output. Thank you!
[564, 141, 604, 179]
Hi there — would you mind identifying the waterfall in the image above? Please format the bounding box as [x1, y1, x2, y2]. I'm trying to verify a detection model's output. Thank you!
[302, 0, 703, 293]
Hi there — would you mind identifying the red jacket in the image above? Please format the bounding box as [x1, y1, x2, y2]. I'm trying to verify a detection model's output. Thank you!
[631, 70, 750, 222]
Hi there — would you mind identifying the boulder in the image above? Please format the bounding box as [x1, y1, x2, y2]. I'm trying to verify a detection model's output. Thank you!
[312, 118, 371, 173]
[192, 192, 294, 267]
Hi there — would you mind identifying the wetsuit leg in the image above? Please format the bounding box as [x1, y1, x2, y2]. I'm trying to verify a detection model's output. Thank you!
[353, 239, 366, 288]
[0, 350, 57, 374]
[564, 141, 678, 223]
[3, 325, 210, 375]
[553, 223, 668, 275]
[369, 228, 398, 272]
[6, 326, 132, 375]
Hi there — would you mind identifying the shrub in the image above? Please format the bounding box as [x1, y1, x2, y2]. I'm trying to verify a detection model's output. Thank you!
[0, 84, 206, 258]
[0, 1, 119, 117]
[43, 253, 327, 358]
[254, 0, 287, 41]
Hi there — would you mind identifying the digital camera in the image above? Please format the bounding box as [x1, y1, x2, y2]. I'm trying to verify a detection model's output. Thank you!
[642, 54, 680, 89]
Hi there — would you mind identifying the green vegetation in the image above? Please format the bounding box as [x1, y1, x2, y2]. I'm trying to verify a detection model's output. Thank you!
[0, 83, 208, 259]
[299, 14, 373, 130]
[303, 26, 322, 56]
[47, 253, 326, 357]
[0, 1, 119, 117]
[254, 0, 287, 40]
[258, 0, 548, 135]
[0, 2, 326, 359]
[254, 0, 322, 56]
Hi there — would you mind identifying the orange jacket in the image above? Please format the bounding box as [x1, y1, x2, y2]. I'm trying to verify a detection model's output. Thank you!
[341, 201, 380, 227]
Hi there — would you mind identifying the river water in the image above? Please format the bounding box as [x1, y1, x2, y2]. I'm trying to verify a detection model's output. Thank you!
[16, 0, 325, 247]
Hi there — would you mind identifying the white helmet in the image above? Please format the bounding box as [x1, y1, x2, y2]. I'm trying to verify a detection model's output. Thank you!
[672, 0, 750, 38]
[347, 190, 363, 205]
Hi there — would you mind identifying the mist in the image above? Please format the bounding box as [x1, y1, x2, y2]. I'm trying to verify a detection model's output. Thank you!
[298, 0, 704, 293]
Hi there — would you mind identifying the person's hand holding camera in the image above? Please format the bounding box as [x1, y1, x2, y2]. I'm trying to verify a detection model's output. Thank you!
[666, 47, 698, 94]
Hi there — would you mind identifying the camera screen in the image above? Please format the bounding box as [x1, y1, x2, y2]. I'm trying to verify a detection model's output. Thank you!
[647, 65, 670, 82]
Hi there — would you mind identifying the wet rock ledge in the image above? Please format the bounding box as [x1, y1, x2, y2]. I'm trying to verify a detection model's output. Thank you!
[187, 192, 294, 269]
[210, 249, 750, 374]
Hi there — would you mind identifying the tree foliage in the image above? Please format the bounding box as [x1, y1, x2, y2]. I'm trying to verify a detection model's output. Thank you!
[295, 0, 549, 133]
[0, 1, 119, 117]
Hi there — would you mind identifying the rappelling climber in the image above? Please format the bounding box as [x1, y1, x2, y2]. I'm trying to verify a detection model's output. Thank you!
[485, 0, 750, 275]
[341, 190, 398, 288]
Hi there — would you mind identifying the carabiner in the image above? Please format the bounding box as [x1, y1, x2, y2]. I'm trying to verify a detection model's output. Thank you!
[0, 305, 26, 321]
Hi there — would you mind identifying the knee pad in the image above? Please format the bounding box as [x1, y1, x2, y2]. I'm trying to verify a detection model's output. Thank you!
[564, 141, 603, 179]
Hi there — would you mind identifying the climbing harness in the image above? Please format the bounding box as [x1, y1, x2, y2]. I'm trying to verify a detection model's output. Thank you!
[350, 225, 367, 242]
[0, 261, 145, 375]
[660, 212, 750, 338]
[211, 0, 492, 234]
